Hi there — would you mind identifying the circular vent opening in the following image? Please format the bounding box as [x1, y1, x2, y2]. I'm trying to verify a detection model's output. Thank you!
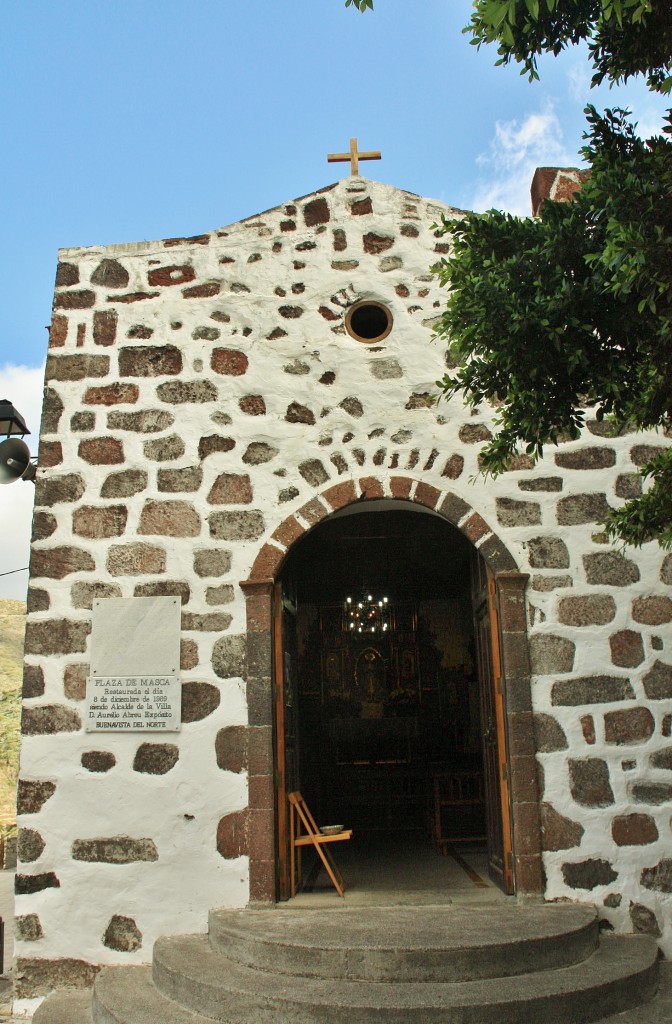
[345, 301, 393, 344]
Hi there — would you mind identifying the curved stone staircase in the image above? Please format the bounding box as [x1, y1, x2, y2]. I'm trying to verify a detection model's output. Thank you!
[33, 903, 670, 1023]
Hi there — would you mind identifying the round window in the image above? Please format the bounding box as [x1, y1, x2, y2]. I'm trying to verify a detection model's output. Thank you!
[345, 301, 393, 344]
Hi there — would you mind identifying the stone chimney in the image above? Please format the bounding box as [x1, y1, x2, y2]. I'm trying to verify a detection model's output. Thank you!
[530, 167, 591, 216]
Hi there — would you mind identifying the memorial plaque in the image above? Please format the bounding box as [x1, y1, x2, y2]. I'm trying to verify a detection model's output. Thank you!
[90, 596, 181, 676]
[86, 675, 180, 732]
[86, 597, 182, 732]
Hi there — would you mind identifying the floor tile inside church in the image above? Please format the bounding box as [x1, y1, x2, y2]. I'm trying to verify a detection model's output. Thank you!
[283, 835, 509, 908]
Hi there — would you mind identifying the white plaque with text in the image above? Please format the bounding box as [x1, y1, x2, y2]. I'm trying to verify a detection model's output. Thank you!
[85, 676, 181, 732]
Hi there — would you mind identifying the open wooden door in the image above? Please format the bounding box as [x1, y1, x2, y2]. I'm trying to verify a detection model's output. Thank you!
[472, 563, 514, 894]
[273, 583, 299, 901]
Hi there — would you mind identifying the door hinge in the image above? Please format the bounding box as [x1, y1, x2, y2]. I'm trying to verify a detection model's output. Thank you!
[495, 673, 503, 694]
[501, 761, 510, 787]
[507, 850, 514, 874]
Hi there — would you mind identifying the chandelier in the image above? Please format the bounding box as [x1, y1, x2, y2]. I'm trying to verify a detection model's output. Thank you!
[344, 593, 391, 634]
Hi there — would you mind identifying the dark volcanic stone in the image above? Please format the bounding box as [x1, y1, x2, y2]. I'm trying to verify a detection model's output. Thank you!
[612, 813, 658, 846]
[17, 780, 56, 815]
[541, 803, 584, 851]
[14, 956, 98, 999]
[286, 403, 315, 425]
[583, 552, 640, 586]
[562, 859, 618, 890]
[557, 493, 611, 525]
[527, 537, 570, 569]
[604, 707, 655, 745]
[103, 915, 142, 952]
[55, 262, 79, 286]
[555, 448, 616, 470]
[18, 829, 46, 863]
[132, 743, 179, 775]
[632, 783, 672, 805]
[35, 473, 85, 506]
[119, 345, 182, 377]
[298, 459, 329, 487]
[530, 635, 575, 675]
[650, 746, 672, 770]
[21, 705, 82, 735]
[629, 903, 661, 936]
[91, 259, 129, 288]
[15, 915, 43, 941]
[181, 682, 221, 723]
[23, 665, 45, 699]
[640, 859, 672, 893]
[209, 511, 265, 541]
[15, 872, 60, 894]
[242, 442, 278, 465]
[81, 751, 116, 773]
[216, 809, 248, 859]
[609, 630, 644, 668]
[642, 660, 672, 699]
[568, 759, 614, 806]
[212, 635, 246, 679]
[133, 580, 190, 604]
[534, 714, 568, 752]
[71, 837, 158, 863]
[215, 726, 249, 773]
[551, 675, 634, 706]
[101, 469, 148, 498]
[558, 596, 616, 627]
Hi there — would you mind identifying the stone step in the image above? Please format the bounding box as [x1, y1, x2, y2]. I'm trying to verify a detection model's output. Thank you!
[32, 987, 92, 1023]
[595, 962, 672, 1024]
[208, 904, 600, 982]
[32, 958, 672, 1024]
[150, 931, 659, 1024]
[94, 966, 216, 1024]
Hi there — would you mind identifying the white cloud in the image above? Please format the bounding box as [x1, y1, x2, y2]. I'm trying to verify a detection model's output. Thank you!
[470, 102, 576, 216]
[567, 61, 591, 103]
[631, 105, 669, 141]
[0, 364, 44, 602]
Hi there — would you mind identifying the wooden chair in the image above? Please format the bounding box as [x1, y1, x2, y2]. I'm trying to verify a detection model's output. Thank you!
[288, 791, 352, 897]
[432, 770, 486, 853]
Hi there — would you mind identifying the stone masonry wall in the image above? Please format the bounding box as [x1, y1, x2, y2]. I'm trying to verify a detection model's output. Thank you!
[18, 176, 671, 1006]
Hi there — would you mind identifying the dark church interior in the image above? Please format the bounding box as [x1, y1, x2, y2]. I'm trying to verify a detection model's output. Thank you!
[278, 503, 489, 860]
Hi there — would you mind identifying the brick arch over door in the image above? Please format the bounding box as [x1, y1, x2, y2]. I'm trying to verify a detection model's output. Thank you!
[239, 475, 543, 901]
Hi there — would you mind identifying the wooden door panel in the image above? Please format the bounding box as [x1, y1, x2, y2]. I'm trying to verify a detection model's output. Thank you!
[472, 568, 514, 894]
[273, 584, 299, 902]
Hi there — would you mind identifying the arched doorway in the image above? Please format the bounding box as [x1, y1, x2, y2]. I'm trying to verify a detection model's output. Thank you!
[272, 499, 515, 900]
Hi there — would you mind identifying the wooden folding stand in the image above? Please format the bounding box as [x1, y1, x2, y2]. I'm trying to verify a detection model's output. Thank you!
[288, 791, 352, 898]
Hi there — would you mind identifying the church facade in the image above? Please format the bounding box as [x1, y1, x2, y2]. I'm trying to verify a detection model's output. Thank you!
[16, 173, 672, 1010]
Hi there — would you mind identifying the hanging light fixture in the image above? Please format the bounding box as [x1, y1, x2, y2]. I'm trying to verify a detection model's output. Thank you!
[343, 593, 391, 634]
[0, 400, 30, 438]
[0, 400, 36, 484]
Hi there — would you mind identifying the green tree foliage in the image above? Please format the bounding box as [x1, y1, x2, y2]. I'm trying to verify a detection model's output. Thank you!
[468, 0, 672, 94]
[433, 0, 672, 548]
[345, 0, 373, 11]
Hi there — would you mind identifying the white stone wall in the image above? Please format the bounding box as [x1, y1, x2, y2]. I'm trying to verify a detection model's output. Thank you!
[17, 176, 671, 1006]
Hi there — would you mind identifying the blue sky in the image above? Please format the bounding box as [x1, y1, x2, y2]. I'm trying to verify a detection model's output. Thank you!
[0, 0, 669, 599]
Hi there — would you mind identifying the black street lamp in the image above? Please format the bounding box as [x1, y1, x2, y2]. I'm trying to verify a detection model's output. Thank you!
[0, 401, 35, 484]
[0, 399, 31, 439]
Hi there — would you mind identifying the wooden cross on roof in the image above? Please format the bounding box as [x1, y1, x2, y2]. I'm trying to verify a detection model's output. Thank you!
[328, 137, 381, 176]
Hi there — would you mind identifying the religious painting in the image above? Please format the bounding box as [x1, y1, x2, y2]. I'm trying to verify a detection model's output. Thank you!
[353, 647, 386, 703]
[323, 649, 348, 698]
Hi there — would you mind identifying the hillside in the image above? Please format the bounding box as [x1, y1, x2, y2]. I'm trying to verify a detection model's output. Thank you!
[0, 599, 24, 828]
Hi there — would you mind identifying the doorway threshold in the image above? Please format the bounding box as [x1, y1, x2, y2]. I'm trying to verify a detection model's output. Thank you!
[281, 834, 511, 910]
